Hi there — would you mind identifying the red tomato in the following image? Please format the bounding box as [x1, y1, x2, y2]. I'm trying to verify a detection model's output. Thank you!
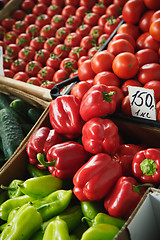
[51, 14, 66, 29]
[138, 63, 160, 85]
[64, 32, 82, 48]
[21, 0, 35, 13]
[139, 10, 155, 33]
[16, 33, 31, 49]
[3, 54, 12, 69]
[107, 39, 135, 56]
[98, 33, 109, 46]
[76, 24, 91, 38]
[12, 9, 26, 21]
[3, 31, 17, 44]
[39, 24, 56, 40]
[89, 25, 104, 39]
[43, 37, 60, 52]
[26, 77, 42, 86]
[25, 24, 40, 38]
[91, 50, 115, 74]
[35, 14, 50, 28]
[98, 14, 109, 27]
[117, 23, 140, 40]
[69, 71, 78, 78]
[68, 46, 87, 61]
[78, 55, 90, 67]
[40, 80, 56, 89]
[61, 5, 76, 18]
[53, 43, 70, 59]
[135, 32, 150, 50]
[93, 71, 120, 87]
[143, 34, 160, 51]
[70, 80, 93, 101]
[80, 0, 96, 8]
[29, 36, 45, 51]
[10, 58, 26, 73]
[12, 20, 28, 35]
[51, 0, 64, 8]
[13, 71, 29, 82]
[53, 69, 69, 83]
[149, 19, 160, 42]
[112, 52, 139, 79]
[65, 15, 82, 32]
[24, 13, 36, 25]
[55, 27, 70, 43]
[37, 66, 55, 82]
[150, 10, 160, 25]
[1, 17, 15, 31]
[88, 46, 100, 57]
[112, 32, 136, 48]
[34, 49, 50, 66]
[83, 12, 99, 26]
[113, 0, 128, 7]
[135, 49, 159, 67]
[0, 26, 6, 40]
[107, 85, 124, 110]
[65, 0, 79, 8]
[37, 0, 51, 6]
[122, 0, 146, 24]
[144, 80, 160, 102]
[80, 35, 97, 51]
[4, 69, 15, 78]
[25, 60, 42, 77]
[5, 44, 20, 59]
[75, 6, 88, 19]
[78, 59, 96, 81]
[121, 79, 143, 96]
[60, 57, 78, 74]
[143, 0, 160, 10]
[121, 95, 132, 115]
[47, 4, 62, 18]
[18, 46, 36, 62]
[104, 17, 121, 35]
[156, 101, 160, 121]
[32, 3, 47, 16]
[0, 40, 6, 51]
[92, 3, 106, 16]
[46, 53, 62, 70]
[106, 4, 122, 18]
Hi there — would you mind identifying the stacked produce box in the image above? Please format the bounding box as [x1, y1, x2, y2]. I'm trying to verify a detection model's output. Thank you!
[0, 0, 160, 239]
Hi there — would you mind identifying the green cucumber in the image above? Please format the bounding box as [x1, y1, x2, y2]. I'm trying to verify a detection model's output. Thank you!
[20, 123, 33, 135]
[10, 98, 33, 119]
[0, 92, 11, 110]
[27, 108, 42, 124]
[0, 108, 24, 160]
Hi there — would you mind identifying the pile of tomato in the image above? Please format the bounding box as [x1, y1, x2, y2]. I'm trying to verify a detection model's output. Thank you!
[0, 0, 124, 89]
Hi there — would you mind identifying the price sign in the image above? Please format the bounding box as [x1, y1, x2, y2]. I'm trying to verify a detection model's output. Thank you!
[0, 46, 4, 76]
[128, 86, 157, 121]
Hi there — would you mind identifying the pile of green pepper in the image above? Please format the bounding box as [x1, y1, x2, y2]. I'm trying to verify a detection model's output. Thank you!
[0, 164, 125, 240]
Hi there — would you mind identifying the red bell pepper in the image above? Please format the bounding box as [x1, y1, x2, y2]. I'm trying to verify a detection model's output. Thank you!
[73, 153, 122, 201]
[49, 95, 84, 139]
[82, 117, 120, 155]
[80, 84, 116, 122]
[26, 127, 63, 169]
[104, 176, 152, 219]
[132, 148, 160, 184]
[37, 141, 89, 179]
[112, 144, 145, 176]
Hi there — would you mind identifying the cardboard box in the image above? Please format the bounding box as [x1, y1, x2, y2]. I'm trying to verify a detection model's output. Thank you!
[115, 187, 160, 240]
[0, 0, 24, 21]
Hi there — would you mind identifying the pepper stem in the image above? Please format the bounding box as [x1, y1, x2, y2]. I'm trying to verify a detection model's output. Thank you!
[37, 153, 56, 167]
[103, 91, 116, 102]
[140, 158, 157, 175]
[133, 183, 154, 195]
[1, 185, 15, 191]
[81, 217, 92, 223]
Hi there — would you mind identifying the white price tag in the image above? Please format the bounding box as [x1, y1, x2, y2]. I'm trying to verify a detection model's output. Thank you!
[0, 46, 4, 76]
[128, 86, 157, 121]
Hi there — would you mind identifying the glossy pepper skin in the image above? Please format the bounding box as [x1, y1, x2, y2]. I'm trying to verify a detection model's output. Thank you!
[0, 203, 42, 240]
[132, 148, 160, 184]
[104, 176, 147, 219]
[112, 144, 145, 176]
[26, 127, 63, 169]
[38, 141, 89, 179]
[1, 179, 24, 199]
[49, 95, 84, 139]
[82, 117, 120, 155]
[43, 217, 70, 240]
[73, 153, 122, 201]
[80, 84, 116, 122]
[81, 223, 119, 240]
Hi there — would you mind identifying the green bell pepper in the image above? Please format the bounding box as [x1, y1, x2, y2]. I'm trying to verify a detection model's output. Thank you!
[42, 217, 70, 240]
[27, 163, 50, 177]
[81, 223, 120, 240]
[0, 203, 42, 240]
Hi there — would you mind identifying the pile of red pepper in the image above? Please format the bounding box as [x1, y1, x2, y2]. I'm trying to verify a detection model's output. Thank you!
[26, 85, 159, 221]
